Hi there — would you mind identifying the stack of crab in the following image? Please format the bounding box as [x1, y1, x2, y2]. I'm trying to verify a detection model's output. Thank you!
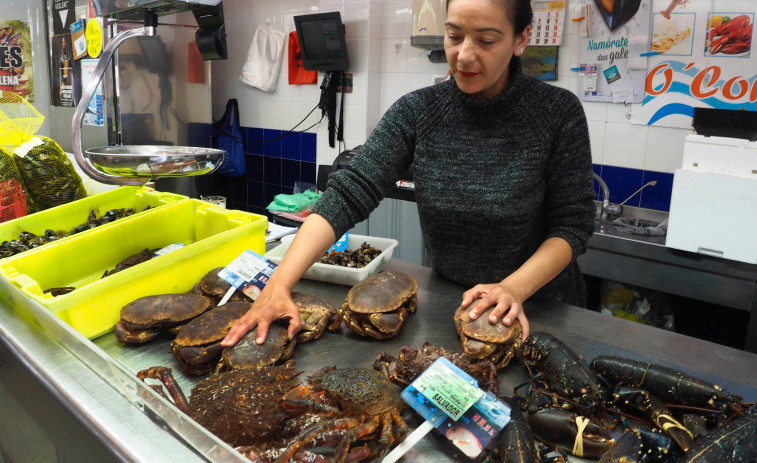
[123, 270, 423, 462]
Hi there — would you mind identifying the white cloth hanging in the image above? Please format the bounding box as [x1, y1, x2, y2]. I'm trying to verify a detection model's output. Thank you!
[240, 23, 286, 93]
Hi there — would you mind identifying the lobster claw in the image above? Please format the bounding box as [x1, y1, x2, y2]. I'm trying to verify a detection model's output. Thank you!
[526, 406, 614, 458]
[610, 386, 694, 452]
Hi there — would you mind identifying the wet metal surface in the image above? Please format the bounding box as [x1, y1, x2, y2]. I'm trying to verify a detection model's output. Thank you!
[93, 259, 757, 461]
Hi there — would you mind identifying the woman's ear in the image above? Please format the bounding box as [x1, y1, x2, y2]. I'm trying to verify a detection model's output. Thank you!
[515, 25, 531, 56]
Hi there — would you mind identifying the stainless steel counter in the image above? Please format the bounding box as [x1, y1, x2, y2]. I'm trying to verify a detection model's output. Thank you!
[579, 204, 757, 352]
[2, 258, 757, 462]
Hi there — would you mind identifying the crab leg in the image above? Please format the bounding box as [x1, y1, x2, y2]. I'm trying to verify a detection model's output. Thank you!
[137, 366, 190, 412]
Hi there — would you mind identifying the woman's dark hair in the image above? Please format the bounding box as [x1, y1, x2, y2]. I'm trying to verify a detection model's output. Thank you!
[446, 0, 533, 34]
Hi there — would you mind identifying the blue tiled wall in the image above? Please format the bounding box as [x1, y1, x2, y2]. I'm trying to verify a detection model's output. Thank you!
[592, 164, 674, 211]
[191, 122, 674, 214]
[188, 122, 317, 216]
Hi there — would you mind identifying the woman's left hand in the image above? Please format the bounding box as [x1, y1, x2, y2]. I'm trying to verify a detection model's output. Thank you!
[460, 283, 530, 339]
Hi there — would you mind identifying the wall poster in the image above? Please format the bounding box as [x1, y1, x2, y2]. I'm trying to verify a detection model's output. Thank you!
[0, 20, 34, 101]
[631, 0, 756, 129]
[577, 0, 652, 104]
[51, 33, 81, 107]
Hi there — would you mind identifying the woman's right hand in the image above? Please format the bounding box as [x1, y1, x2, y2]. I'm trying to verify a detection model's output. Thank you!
[221, 213, 338, 347]
[221, 283, 302, 347]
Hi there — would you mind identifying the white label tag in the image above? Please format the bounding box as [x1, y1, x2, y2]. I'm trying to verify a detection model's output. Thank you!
[13, 137, 44, 158]
[217, 250, 278, 302]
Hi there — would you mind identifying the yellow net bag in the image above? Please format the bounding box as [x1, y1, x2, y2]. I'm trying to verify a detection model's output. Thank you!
[0, 91, 86, 211]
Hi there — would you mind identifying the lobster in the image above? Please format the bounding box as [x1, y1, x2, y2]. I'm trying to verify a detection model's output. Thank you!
[525, 390, 613, 459]
[708, 14, 752, 55]
[589, 355, 745, 416]
[682, 404, 757, 462]
[492, 396, 541, 463]
[607, 386, 694, 452]
[520, 332, 604, 414]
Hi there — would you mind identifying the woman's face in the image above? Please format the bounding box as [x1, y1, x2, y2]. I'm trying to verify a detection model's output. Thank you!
[445, 0, 530, 99]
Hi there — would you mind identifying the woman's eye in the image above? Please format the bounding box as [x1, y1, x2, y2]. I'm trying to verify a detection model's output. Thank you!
[480, 40, 495, 46]
[447, 34, 460, 41]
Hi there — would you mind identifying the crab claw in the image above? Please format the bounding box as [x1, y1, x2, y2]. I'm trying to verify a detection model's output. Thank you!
[283, 385, 338, 415]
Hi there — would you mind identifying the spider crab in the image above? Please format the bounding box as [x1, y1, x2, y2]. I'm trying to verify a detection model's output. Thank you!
[373, 342, 500, 393]
[137, 365, 302, 449]
[276, 366, 409, 462]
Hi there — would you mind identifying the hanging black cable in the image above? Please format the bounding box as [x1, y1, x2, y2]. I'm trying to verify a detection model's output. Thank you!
[319, 70, 342, 148]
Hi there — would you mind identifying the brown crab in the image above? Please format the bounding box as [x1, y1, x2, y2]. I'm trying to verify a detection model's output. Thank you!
[277, 366, 409, 462]
[292, 291, 336, 343]
[114, 293, 212, 344]
[454, 299, 522, 370]
[195, 267, 252, 304]
[215, 322, 296, 373]
[137, 364, 302, 448]
[170, 301, 252, 376]
[373, 342, 500, 393]
[328, 271, 418, 339]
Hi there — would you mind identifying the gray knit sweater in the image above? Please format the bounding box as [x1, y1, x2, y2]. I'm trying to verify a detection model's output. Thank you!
[312, 58, 595, 306]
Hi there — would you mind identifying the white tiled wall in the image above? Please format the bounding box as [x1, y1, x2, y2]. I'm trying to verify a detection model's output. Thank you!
[210, 0, 697, 175]
[18, 0, 709, 180]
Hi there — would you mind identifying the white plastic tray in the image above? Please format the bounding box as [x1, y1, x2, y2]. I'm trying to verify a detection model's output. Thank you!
[265, 234, 399, 286]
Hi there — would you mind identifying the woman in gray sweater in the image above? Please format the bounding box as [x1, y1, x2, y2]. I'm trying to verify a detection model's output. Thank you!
[223, 0, 595, 347]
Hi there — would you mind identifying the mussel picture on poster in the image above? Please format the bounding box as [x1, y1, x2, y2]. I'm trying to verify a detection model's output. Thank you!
[0, 20, 33, 101]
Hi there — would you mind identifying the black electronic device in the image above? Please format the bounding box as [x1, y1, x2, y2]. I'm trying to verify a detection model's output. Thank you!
[332, 145, 361, 171]
[692, 107, 757, 141]
[294, 12, 349, 71]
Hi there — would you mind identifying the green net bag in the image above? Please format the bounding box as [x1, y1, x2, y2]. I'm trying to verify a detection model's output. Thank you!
[13, 137, 87, 210]
[0, 91, 86, 211]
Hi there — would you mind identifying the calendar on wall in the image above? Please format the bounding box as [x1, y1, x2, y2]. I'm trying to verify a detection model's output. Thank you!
[528, 1, 566, 46]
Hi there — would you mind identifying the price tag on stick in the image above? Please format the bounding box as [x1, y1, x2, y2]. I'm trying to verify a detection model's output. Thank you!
[383, 358, 511, 462]
[217, 250, 277, 305]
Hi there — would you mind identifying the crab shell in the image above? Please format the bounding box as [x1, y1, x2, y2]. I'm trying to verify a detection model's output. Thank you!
[170, 301, 251, 376]
[329, 271, 418, 339]
[215, 323, 296, 373]
[189, 365, 302, 447]
[454, 299, 522, 369]
[197, 267, 252, 303]
[292, 291, 336, 343]
[115, 293, 212, 344]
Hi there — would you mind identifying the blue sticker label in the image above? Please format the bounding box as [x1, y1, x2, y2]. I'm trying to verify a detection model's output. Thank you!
[604, 64, 621, 84]
[327, 231, 349, 253]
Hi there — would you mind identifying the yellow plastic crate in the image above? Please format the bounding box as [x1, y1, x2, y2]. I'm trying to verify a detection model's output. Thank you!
[0, 199, 267, 339]
[0, 186, 186, 258]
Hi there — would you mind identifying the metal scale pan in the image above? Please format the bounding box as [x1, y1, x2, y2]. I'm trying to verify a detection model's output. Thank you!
[71, 5, 225, 186]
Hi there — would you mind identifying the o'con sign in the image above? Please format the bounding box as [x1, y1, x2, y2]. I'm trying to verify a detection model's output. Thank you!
[646, 63, 757, 102]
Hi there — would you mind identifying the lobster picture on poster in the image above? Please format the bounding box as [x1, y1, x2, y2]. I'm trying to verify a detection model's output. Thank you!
[578, 0, 651, 103]
[705, 13, 752, 57]
[0, 20, 33, 101]
[631, 1, 757, 129]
